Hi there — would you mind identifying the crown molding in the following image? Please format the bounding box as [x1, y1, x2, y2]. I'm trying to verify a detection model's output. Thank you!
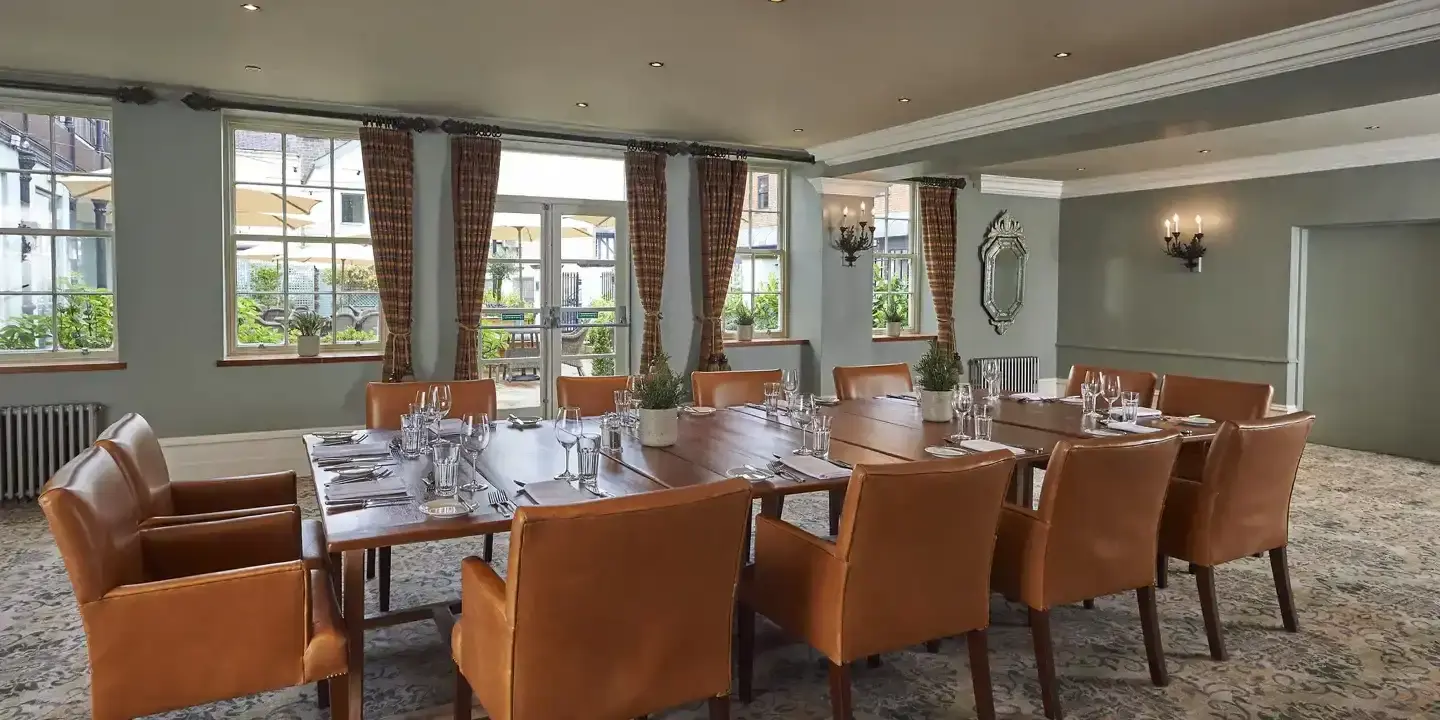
[808, 177, 892, 197]
[979, 175, 1065, 199]
[809, 0, 1440, 166]
[1060, 132, 1440, 197]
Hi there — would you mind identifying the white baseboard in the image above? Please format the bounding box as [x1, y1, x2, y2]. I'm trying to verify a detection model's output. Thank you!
[1271, 403, 1301, 415]
[159, 425, 359, 482]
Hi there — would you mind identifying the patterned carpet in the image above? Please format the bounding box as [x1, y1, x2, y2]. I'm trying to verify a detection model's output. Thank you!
[2, 444, 1438, 719]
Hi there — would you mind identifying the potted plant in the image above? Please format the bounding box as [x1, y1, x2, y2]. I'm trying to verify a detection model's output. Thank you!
[288, 310, 327, 358]
[734, 304, 756, 342]
[913, 339, 961, 422]
[633, 351, 688, 446]
[882, 296, 905, 338]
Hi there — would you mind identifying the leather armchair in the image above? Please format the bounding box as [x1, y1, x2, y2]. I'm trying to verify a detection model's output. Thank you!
[691, 369, 782, 408]
[366, 379, 498, 429]
[1158, 412, 1315, 661]
[741, 454, 1016, 720]
[39, 447, 350, 720]
[556, 375, 630, 417]
[990, 433, 1181, 720]
[1063, 365, 1158, 406]
[1157, 374, 1273, 480]
[453, 479, 752, 720]
[832, 362, 913, 400]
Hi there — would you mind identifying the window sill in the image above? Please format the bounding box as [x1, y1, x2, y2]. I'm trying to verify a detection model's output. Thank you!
[217, 352, 383, 368]
[724, 338, 808, 348]
[0, 360, 127, 375]
[872, 333, 938, 344]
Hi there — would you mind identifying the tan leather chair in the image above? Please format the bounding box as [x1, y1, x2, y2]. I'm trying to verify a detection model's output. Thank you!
[1158, 375, 1274, 480]
[832, 362, 913, 400]
[691, 369, 782, 408]
[1158, 412, 1315, 662]
[740, 453, 1016, 720]
[991, 433, 1181, 720]
[556, 375, 629, 417]
[453, 478, 752, 720]
[365, 379, 498, 429]
[1063, 365, 1159, 406]
[40, 447, 350, 720]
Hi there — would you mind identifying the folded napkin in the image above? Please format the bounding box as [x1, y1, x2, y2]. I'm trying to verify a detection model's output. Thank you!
[325, 476, 410, 502]
[959, 439, 1027, 456]
[1105, 421, 1161, 434]
[779, 455, 851, 481]
[311, 441, 392, 460]
[521, 480, 591, 505]
[1109, 406, 1161, 419]
[1009, 392, 1051, 402]
[1059, 396, 1085, 404]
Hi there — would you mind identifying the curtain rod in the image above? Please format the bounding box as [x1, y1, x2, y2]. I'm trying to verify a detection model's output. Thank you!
[181, 92, 816, 164]
[0, 79, 157, 105]
[909, 176, 968, 190]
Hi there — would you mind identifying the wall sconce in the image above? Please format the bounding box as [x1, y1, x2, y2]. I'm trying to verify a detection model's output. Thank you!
[829, 203, 876, 266]
[1162, 213, 1207, 272]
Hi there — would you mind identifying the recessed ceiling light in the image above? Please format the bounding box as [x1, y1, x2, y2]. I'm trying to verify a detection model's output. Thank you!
[1076, 167, 1086, 171]
[1198, 149, 1211, 154]
[898, 97, 912, 103]
[769, 0, 785, 3]
[1054, 52, 1072, 58]
[793, 128, 804, 133]
[1365, 125, 1381, 130]
[649, 61, 665, 68]
[244, 65, 262, 72]
[240, 2, 260, 9]
[575, 102, 589, 108]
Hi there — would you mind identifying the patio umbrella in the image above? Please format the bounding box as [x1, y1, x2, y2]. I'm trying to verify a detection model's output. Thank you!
[234, 212, 314, 231]
[236, 241, 374, 264]
[490, 212, 598, 242]
[59, 169, 323, 215]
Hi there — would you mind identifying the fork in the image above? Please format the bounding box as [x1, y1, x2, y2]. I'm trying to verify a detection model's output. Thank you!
[486, 490, 515, 517]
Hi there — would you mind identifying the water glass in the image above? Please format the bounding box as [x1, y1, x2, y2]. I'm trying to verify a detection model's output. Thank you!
[614, 390, 633, 427]
[974, 398, 993, 420]
[808, 413, 833, 457]
[576, 433, 601, 483]
[763, 382, 783, 415]
[601, 412, 624, 450]
[432, 440, 459, 498]
[1121, 391, 1141, 422]
[975, 415, 993, 441]
[400, 413, 422, 459]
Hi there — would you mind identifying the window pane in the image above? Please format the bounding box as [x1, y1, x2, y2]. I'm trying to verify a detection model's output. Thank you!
[559, 215, 616, 261]
[0, 171, 55, 230]
[748, 212, 780, 250]
[335, 190, 369, 237]
[496, 152, 624, 201]
[866, 187, 888, 220]
[284, 186, 333, 237]
[55, 172, 115, 232]
[736, 215, 752, 249]
[332, 139, 366, 189]
[0, 234, 52, 292]
[729, 256, 748, 294]
[749, 171, 780, 212]
[0, 113, 50, 169]
[285, 256, 332, 313]
[333, 293, 381, 343]
[236, 293, 287, 346]
[235, 184, 301, 234]
[329, 249, 377, 291]
[0, 295, 54, 351]
[491, 212, 543, 260]
[752, 293, 781, 332]
[55, 293, 115, 350]
[285, 134, 335, 187]
[482, 261, 541, 308]
[753, 254, 782, 295]
[55, 237, 112, 291]
[233, 130, 285, 184]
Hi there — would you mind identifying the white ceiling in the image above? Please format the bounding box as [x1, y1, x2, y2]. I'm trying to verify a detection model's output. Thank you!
[0, 0, 1386, 149]
[981, 93, 1440, 180]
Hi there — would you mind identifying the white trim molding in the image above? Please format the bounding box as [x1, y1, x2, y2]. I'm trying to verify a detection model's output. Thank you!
[810, 0, 1440, 166]
[1061, 132, 1440, 197]
[159, 426, 357, 482]
[979, 175, 1065, 199]
[808, 177, 892, 197]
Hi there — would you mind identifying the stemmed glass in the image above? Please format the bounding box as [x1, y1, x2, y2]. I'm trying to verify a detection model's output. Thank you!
[458, 413, 491, 492]
[1102, 374, 1123, 418]
[554, 407, 583, 481]
[431, 385, 453, 420]
[952, 383, 974, 440]
[414, 390, 438, 452]
[781, 369, 800, 409]
[982, 361, 1001, 406]
[790, 394, 817, 455]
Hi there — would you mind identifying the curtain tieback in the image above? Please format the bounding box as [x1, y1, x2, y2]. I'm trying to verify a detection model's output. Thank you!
[389, 330, 411, 338]
[457, 323, 479, 333]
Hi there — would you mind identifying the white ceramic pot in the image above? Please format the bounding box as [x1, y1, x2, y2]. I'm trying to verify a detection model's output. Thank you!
[886, 321, 903, 338]
[639, 408, 679, 447]
[919, 389, 955, 422]
[297, 335, 321, 358]
[737, 324, 754, 342]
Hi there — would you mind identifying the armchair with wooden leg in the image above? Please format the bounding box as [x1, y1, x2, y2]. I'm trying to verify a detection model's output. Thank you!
[1063, 365, 1158, 406]
[990, 433, 1181, 720]
[832, 362, 913, 400]
[39, 447, 351, 720]
[1157, 412, 1315, 661]
[740, 453, 1016, 720]
[1156, 374, 1273, 480]
[556, 375, 630, 417]
[453, 479, 752, 720]
[691, 369, 782, 408]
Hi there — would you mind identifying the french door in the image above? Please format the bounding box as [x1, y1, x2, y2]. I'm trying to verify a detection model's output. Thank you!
[481, 199, 630, 417]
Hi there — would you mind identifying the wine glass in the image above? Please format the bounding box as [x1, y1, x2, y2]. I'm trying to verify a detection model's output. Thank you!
[952, 383, 974, 441]
[781, 369, 800, 409]
[458, 413, 491, 491]
[554, 407, 583, 481]
[1102, 374, 1124, 417]
[431, 385, 453, 420]
[790, 394, 816, 455]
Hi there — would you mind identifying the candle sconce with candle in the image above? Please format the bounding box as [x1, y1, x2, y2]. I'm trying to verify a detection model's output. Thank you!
[1163, 213, 1207, 272]
[830, 202, 876, 267]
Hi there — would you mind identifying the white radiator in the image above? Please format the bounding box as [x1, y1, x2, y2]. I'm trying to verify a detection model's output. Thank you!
[0, 403, 105, 502]
[967, 356, 1039, 395]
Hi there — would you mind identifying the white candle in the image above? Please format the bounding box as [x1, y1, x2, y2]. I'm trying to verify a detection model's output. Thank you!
[1195, 215, 1203, 234]
[1164, 218, 1171, 236]
[1172, 214, 1180, 229]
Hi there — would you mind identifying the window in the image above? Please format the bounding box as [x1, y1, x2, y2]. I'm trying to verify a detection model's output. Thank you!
[0, 103, 116, 363]
[724, 168, 786, 337]
[226, 120, 380, 355]
[871, 183, 920, 334]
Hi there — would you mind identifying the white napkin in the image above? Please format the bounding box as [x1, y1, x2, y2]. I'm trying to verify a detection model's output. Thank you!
[779, 455, 852, 480]
[959, 439, 1027, 456]
[521, 480, 592, 505]
[1059, 396, 1084, 404]
[1009, 392, 1050, 402]
[1109, 406, 1161, 419]
[1105, 421, 1161, 434]
[324, 476, 410, 501]
[311, 441, 391, 459]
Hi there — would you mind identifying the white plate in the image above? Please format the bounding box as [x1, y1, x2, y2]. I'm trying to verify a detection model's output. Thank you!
[924, 446, 968, 458]
[725, 466, 773, 481]
[418, 498, 473, 518]
[508, 416, 542, 428]
[1180, 417, 1216, 426]
[816, 396, 841, 405]
[685, 406, 717, 416]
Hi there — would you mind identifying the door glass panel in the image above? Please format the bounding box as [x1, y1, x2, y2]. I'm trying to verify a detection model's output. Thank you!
[490, 212, 543, 260]
[557, 212, 622, 381]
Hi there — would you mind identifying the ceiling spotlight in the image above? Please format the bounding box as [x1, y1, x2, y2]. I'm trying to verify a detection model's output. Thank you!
[240, 2, 260, 9]
[1076, 167, 1086, 171]
[1054, 51, 1072, 58]
[793, 128, 804, 133]
[769, 0, 785, 3]
[244, 65, 262, 72]
[1365, 125, 1381, 130]
[575, 102, 589, 108]
[1197, 149, 1210, 154]
[898, 97, 912, 103]
[648, 61, 665, 68]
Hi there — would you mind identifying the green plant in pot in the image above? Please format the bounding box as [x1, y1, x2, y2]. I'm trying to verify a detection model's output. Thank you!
[632, 351, 688, 446]
[733, 304, 756, 342]
[881, 295, 906, 338]
[913, 339, 962, 422]
[288, 310, 328, 358]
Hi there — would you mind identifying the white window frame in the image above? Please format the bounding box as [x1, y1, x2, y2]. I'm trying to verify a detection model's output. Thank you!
[224, 117, 384, 358]
[0, 99, 117, 365]
[872, 182, 922, 336]
[726, 165, 788, 339]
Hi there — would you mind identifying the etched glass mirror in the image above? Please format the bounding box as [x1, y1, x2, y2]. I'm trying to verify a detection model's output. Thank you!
[979, 211, 1027, 335]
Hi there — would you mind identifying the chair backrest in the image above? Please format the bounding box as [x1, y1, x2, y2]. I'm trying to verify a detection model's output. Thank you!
[39, 446, 146, 605]
[365, 380, 498, 429]
[556, 375, 630, 417]
[505, 479, 752, 718]
[1064, 365, 1159, 406]
[1034, 433, 1182, 606]
[833, 453, 1014, 656]
[1157, 374, 1273, 421]
[832, 363, 913, 400]
[95, 412, 174, 518]
[691, 369, 782, 408]
[1190, 412, 1315, 565]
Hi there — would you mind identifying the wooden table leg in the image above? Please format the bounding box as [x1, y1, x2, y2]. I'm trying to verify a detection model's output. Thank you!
[343, 548, 366, 718]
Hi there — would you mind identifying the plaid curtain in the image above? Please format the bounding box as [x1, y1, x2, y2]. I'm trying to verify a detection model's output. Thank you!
[452, 136, 502, 380]
[360, 126, 416, 381]
[919, 185, 959, 353]
[625, 151, 667, 371]
[696, 157, 749, 371]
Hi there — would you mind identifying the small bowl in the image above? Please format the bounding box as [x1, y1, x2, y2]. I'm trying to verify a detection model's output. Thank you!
[816, 396, 841, 405]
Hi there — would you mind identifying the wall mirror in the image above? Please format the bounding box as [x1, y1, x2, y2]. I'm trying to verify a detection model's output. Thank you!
[979, 210, 1027, 335]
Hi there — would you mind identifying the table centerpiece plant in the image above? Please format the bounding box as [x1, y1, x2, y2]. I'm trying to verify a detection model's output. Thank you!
[634, 351, 688, 446]
[913, 339, 962, 422]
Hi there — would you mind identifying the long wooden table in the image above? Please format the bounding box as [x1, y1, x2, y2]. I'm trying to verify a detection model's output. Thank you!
[310, 397, 1218, 717]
